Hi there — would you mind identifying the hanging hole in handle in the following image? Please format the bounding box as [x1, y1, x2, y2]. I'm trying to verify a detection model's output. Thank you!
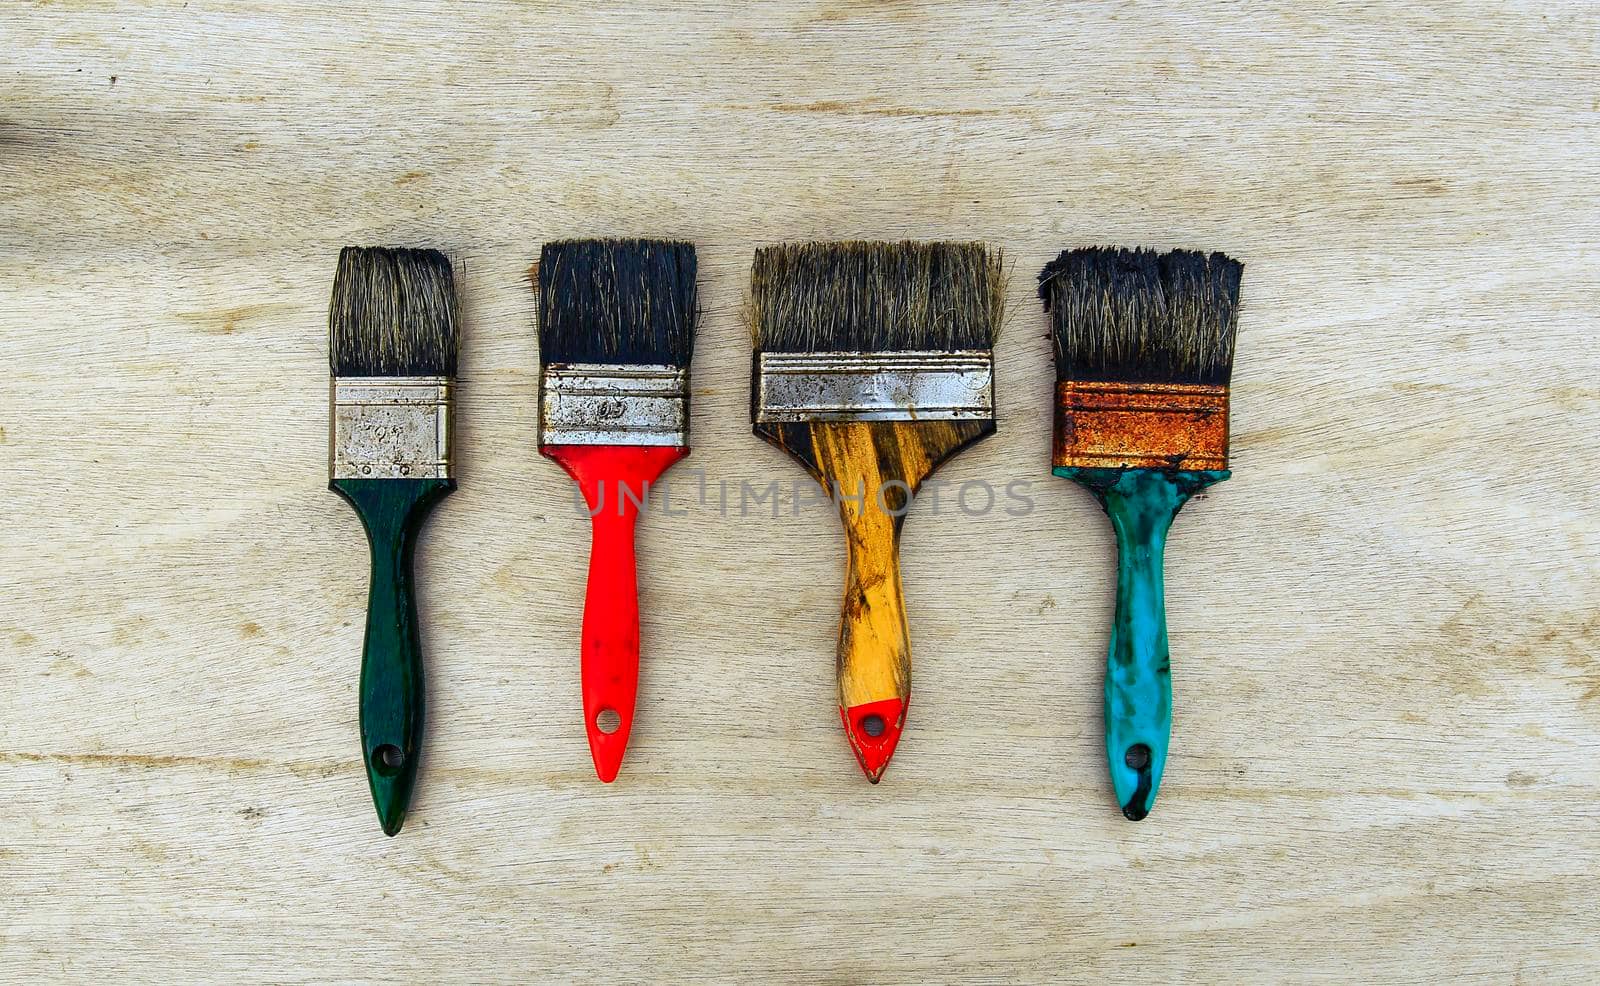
[595, 708, 621, 735]
[860, 714, 886, 738]
[1124, 744, 1151, 771]
[373, 744, 405, 775]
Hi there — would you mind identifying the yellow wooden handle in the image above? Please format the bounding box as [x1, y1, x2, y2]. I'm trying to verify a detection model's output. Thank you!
[754, 417, 993, 781]
[835, 481, 910, 710]
[812, 422, 914, 709]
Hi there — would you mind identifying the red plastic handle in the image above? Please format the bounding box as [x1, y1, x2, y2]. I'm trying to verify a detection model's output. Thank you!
[543, 444, 688, 782]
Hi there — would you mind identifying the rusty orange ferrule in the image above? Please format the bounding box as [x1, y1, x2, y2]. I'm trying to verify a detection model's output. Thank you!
[1053, 380, 1229, 471]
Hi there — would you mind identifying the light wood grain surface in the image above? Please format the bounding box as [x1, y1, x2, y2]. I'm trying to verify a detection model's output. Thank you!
[3, 2, 1598, 982]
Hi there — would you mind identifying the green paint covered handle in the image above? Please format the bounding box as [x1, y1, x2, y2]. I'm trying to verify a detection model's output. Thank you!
[330, 477, 455, 836]
[1058, 467, 1227, 821]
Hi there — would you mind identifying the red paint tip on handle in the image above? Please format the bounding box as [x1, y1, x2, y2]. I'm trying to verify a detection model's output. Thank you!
[586, 706, 630, 783]
[841, 697, 907, 783]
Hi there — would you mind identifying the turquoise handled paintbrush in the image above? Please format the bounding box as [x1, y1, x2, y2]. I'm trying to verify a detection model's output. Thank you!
[328, 246, 459, 835]
[1038, 247, 1242, 820]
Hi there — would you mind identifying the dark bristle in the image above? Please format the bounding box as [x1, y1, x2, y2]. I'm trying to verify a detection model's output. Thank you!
[537, 239, 697, 366]
[751, 240, 1003, 353]
[329, 247, 458, 377]
[1038, 247, 1242, 386]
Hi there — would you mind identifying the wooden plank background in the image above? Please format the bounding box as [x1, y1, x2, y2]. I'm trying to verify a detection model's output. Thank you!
[3, 1, 1597, 982]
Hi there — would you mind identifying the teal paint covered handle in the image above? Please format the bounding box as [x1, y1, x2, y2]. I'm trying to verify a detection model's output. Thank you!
[330, 477, 455, 836]
[1057, 467, 1227, 821]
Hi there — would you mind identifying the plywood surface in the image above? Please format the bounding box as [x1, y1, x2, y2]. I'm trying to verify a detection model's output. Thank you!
[2, 2, 1598, 982]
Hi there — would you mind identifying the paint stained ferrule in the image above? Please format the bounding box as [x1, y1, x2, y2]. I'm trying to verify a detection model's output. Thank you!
[1054, 380, 1229, 471]
[754, 350, 994, 424]
[539, 363, 689, 448]
[330, 376, 453, 481]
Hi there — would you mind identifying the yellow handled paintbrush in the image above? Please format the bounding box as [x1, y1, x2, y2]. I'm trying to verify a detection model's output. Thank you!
[750, 241, 1003, 781]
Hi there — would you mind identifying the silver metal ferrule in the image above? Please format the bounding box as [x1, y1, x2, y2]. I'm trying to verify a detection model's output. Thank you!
[754, 350, 994, 423]
[330, 376, 453, 480]
[539, 363, 689, 447]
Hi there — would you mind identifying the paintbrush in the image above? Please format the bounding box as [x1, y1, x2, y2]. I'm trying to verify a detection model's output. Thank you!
[536, 238, 697, 783]
[328, 246, 459, 836]
[1038, 246, 1243, 821]
[750, 240, 1003, 782]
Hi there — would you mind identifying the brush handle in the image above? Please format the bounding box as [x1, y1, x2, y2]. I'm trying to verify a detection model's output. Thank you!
[543, 444, 688, 783]
[833, 463, 912, 783]
[1060, 467, 1227, 821]
[753, 419, 991, 782]
[811, 421, 918, 782]
[330, 477, 455, 837]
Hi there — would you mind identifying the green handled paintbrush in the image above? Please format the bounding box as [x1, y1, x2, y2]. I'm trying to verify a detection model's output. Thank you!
[328, 246, 458, 835]
[1038, 247, 1243, 821]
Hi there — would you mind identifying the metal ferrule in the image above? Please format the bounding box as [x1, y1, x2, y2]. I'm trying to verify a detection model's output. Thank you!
[754, 350, 994, 423]
[1053, 380, 1229, 471]
[539, 363, 689, 447]
[329, 376, 453, 480]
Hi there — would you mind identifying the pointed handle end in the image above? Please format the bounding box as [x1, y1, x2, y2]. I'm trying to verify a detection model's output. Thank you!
[842, 697, 907, 783]
[1113, 741, 1160, 821]
[586, 707, 631, 783]
[366, 742, 415, 836]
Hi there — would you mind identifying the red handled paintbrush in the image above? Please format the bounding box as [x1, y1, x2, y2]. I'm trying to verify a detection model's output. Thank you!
[536, 238, 697, 782]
